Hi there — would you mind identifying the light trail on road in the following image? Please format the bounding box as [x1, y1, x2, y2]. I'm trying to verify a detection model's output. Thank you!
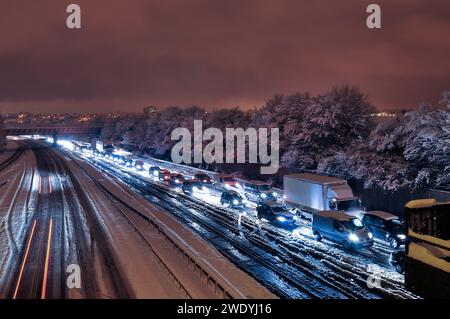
[13, 220, 37, 299]
[41, 219, 53, 299]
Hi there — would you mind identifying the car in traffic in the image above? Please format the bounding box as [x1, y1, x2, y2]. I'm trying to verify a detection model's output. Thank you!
[256, 201, 297, 225]
[217, 174, 239, 190]
[134, 160, 146, 171]
[240, 180, 278, 202]
[104, 151, 114, 160]
[194, 173, 213, 186]
[158, 169, 171, 181]
[149, 166, 160, 177]
[93, 150, 105, 158]
[362, 211, 407, 248]
[389, 249, 406, 273]
[182, 180, 208, 195]
[111, 154, 121, 163]
[169, 173, 185, 187]
[121, 158, 133, 167]
[220, 190, 246, 209]
[312, 211, 374, 250]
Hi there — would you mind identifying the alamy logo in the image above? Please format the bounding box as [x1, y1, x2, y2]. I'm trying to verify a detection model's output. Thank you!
[66, 264, 81, 289]
[171, 120, 279, 174]
[66, 4, 82, 29]
[366, 264, 383, 289]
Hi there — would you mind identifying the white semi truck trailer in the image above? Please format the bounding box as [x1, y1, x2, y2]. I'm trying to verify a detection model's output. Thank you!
[284, 173, 363, 218]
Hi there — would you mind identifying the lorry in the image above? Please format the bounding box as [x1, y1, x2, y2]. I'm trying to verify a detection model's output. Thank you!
[91, 138, 114, 152]
[283, 173, 363, 218]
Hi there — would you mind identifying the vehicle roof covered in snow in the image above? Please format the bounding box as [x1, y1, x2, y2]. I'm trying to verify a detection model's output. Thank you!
[315, 210, 355, 221]
[285, 173, 346, 184]
[366, 210, 399, 220]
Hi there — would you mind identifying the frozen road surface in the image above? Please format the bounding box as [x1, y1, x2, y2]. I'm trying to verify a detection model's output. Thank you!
[0, 140, 273, 299]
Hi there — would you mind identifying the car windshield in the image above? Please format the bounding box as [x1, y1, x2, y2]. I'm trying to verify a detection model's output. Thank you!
[388, 218, 404, 229]
[257, 185, 271, 192]
[336, 199, 362, 211]
[342, 218, 364, 231]
[389, 218, 403, 225]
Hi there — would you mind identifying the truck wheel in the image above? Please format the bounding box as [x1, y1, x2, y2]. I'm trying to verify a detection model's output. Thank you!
[313, 231, 322, 241]
[389, 237, 399, 249]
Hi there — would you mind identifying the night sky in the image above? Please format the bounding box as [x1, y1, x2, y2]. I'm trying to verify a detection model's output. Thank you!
[0, 0, 449, 113]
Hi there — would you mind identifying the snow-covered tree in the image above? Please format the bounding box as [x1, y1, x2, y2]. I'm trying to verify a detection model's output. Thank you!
[319, 91, 450, 191]
[279, 86, 375, 169]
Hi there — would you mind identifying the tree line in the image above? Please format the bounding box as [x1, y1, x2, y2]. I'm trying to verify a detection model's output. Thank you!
[101, 86, 450, 191]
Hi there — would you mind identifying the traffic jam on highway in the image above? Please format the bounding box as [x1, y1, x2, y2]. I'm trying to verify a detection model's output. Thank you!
[56, 138, 409, 279]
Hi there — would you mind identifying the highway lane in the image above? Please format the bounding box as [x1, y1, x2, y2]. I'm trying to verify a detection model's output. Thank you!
[9, 143, 124, 298]
[11, 146, 64, 298]
[6, 142, 193, 299]
[73, 149, 416, 299]
[4, 140, 416, 299]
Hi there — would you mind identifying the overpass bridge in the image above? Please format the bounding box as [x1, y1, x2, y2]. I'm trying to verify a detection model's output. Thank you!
[2, 124, 103, 136]
[1, 124, 103, 145]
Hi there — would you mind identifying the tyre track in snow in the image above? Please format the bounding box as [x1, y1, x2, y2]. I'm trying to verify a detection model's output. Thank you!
[82, 157, 371, 299]
[67, 150, 418, 299]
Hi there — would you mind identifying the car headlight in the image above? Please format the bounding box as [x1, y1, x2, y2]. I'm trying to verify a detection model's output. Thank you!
[233, 199, 239, 205]
[397, 234, 406, 240]
[224, 184, 231, 189]
[261, 193, 267, 198]
[276, 216, 286, 222]
[272, 192, 277, 197]
[349, 233, 359, 242]
[293, 216, 299, 221]
[368, 232, 373, 239]
[236, 183, 241, 188]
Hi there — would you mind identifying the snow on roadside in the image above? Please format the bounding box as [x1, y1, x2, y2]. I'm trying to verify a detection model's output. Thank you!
[0, 144, 37, 295]
[68, 153, 276, 299]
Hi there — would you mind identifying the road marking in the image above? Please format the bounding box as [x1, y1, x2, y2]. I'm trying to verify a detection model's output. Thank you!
[39, 176, 42, 194]
[41, 219, 53, 299]
[13, 219, 37, 299]
[48, 176, 52, 194]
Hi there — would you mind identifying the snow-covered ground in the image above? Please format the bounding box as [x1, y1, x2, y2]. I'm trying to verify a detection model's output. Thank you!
[64, 151, 276, 298]
[0, 139, 277, 299]
[0, 140, 37, 296]
[64, 143, 417, 298]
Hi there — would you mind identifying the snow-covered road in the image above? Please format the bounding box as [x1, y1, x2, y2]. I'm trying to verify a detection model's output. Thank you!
[71, 147, 418, 299]
[0, 139, 274, 299]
